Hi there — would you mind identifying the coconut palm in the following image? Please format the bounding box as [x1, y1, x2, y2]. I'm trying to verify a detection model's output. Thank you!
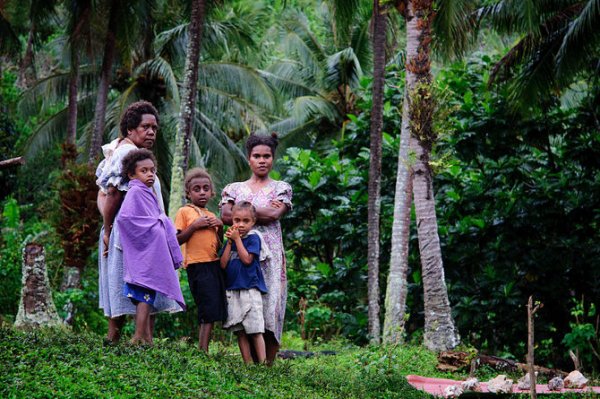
[19, 1, 276, 193]
[88, 0, 151, 162]
[383, 0, 475, 350]
[481, 0, 600, 107]
[168, 0, 207, 217]
[366, 0, 388, 344]
[265, 6, 372, 149]
[18, 0, 60, 88]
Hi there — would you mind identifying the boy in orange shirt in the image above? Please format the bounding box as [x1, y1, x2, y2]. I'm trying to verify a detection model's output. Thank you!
[175, 168, 225, 352]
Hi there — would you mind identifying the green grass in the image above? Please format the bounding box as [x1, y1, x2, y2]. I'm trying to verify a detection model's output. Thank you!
[1, 328, 598, 398]
[1, 328, 439, 398]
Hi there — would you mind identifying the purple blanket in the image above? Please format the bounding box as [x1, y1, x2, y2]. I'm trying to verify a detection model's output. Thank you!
[117, 180, 185, 310]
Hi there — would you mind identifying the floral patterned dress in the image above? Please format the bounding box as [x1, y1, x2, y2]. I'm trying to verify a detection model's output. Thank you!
[221, 180, 293, 343]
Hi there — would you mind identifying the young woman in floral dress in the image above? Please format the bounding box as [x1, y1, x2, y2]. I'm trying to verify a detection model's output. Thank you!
[220, 133, 292, 364]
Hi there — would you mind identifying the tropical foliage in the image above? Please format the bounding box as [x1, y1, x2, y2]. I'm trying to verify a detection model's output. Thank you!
[0, 0, 599, 376]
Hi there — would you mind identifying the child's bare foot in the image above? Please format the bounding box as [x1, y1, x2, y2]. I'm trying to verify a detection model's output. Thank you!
[129, 336, 152, 346]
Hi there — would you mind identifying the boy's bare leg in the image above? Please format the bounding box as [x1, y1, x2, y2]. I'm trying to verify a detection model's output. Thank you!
[236, 331, 253, 364]
[249, 333, 266, 364]
[150, 314, 156, 335]
[264, 331, 279, 365]
[131, 303, 152, 344]
[199, 322, 213, 352]
[107, 315, 126, 343]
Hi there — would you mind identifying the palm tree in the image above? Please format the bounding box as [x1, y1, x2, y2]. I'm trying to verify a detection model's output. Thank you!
[87, 0, 120, 162]
[18, 0, 60, 88]
[168, 0, 207, 217]
[65, 0, 93, 147]
[265, 6, 372, 149]
[19, 1, 276, 191]
[366, 0, 388, 344]
[482, 0, 600, 107]
[383, 0, 473, 350]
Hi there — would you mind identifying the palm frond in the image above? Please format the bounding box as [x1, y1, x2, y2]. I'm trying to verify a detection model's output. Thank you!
[290, 96, 341, 124]
[329, 0, 364, 46]
[350, 13, 373, 73]
[199, 62, 276, 112]
[555, 0, 600, 80]
[134, 57, 180, 105]
[277, 13, 327, 81]
[154, 23, 188, 65]
[193, 111, 249, 186]
[269, 116, 319, 141]
[433, 0, 478, 60]
[488, 3, 581, 86]
[261, 62, 320, 100]
[23, 94, 96, 160]
[203, 3, 265, 62]
[325, 47, 363, 91]
[477, 0, 544, 36]
[507, 34, 562, 107]
[18, 65, 98, 117]
[198, 84, 271, 136]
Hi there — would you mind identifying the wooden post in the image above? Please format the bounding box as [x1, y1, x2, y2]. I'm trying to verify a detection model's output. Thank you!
[0, 156, 25, 168]
[14, 243, 62, 329]
[527, 296, 542, 399]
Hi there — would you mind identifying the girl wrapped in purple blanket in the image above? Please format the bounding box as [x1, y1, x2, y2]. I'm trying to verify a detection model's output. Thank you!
[117, 149, 186, 344]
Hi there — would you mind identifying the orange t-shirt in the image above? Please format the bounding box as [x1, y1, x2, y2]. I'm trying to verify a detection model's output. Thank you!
[174, 205, 220, 267]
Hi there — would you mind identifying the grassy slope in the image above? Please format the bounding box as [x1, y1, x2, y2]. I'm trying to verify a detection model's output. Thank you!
[2, 328, 440, 398]
[2, 328, 598, 398]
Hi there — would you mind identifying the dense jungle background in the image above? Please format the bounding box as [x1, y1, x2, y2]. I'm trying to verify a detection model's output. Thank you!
[1, 0, 599, 375]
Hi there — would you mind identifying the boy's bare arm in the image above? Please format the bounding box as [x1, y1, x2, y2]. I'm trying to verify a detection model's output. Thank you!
[220, 241, 232, 269]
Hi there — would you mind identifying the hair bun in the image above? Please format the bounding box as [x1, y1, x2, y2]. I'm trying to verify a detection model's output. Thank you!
[270, 132, 278, 139]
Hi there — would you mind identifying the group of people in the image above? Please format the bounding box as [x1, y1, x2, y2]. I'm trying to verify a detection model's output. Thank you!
[96, 101, 292, 364]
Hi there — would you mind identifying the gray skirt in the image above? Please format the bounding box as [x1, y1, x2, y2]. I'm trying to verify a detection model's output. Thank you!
[98, 224, 183, 317]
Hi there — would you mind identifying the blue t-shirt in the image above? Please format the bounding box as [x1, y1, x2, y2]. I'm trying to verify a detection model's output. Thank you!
[221, 234, 268, 294]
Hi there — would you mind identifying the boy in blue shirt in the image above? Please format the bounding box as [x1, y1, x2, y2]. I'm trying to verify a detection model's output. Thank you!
[220, 201, 267, 364]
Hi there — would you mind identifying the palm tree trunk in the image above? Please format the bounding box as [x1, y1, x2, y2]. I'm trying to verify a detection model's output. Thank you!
[66, 51, 79, 146]
[382, 88, 413, 344]
[88, 0, 119, 163]
[405, 0, 460, 352]
[17, 23, 37, 88]
[367, 0, 387, 344]
[367, 0, 386, 344]
[168, 0, 206, 217]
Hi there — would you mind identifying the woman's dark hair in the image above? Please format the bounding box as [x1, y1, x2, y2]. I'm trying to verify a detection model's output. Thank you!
[119, 101, 159, 138]
[184, 168, 214, 193]
[231, 201, 256, 218]
[245, 132, 278, 157]
[121, 149, 156, 180]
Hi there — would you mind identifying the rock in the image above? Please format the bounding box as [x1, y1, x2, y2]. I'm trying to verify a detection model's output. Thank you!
[517, 373, 531, 390]
[548, 376, 564, 391]
[444, 385, 463, 398]
[487, 375, 514, 393]
[461, 377, 481, 391]
[564, 370, 588, 389]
